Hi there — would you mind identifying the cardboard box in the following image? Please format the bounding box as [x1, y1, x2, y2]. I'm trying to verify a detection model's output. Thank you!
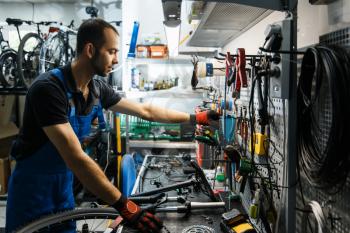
[0, 95, 15, 125]
[136, 45, 151, 58]
[0, 157, 10, 194]
[150, 45, 168, 58]
[0, 122, 18, 157]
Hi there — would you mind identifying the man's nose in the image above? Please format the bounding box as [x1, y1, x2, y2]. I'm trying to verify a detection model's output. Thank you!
[112, 55, 118, 65]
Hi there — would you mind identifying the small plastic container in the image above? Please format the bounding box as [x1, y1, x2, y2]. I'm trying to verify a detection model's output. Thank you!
[150, 44, 168, 58]
[136, 45, 150, 58]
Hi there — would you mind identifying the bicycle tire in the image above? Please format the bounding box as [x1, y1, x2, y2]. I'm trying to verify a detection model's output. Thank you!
[17, 32, 43, 88]
[15, 208, 119, 233]
[39, 32, 65, 73]
[0, 49, 17, 87]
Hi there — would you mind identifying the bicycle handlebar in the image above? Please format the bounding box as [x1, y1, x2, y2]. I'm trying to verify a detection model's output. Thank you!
[36, 21, 59, 26]
[58, 25, 77, 34]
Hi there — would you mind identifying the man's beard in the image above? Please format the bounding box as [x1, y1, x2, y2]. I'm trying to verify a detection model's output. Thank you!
[91, 50, 107, 77]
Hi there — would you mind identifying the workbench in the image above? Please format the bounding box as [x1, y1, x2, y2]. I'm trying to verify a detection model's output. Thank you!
[120, 154, 232, 233]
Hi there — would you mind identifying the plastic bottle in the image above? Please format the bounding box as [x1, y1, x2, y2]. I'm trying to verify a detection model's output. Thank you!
[249, 189, 260, 219]
[139, 73, 144, 91]
[135, 69, 140, 88]
[144, 79, 149, 91]
[131, 67, 136, 88]
[216, 166, 225, 182]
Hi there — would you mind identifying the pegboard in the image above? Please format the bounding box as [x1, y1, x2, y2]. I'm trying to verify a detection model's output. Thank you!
[224, 60, 288, 233]
[295, 27, 350, 233]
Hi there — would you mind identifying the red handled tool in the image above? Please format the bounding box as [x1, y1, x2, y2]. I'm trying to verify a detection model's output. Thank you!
[235, 48, 248, 93]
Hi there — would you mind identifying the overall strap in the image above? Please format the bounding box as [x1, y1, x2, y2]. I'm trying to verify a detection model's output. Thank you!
[50, 68, 73, 100]
[97, 100, 106, 129]
[50, 68, 75, 117]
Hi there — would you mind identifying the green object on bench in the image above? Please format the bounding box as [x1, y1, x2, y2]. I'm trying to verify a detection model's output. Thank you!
[120, 115, 181, 140]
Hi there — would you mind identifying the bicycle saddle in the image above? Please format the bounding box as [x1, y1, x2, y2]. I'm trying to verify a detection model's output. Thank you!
[6, 18, 23, 26]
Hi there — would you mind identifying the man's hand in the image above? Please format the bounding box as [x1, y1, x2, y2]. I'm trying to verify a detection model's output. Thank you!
[192, 110, 221, 125]
[113, 195, 163, 233]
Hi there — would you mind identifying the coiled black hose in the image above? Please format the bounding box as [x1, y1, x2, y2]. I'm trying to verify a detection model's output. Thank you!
[297, 45, 350, 193]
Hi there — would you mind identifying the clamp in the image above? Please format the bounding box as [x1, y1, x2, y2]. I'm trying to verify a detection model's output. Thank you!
[235, 48, 248, 93]
[226, 52, 235, 87]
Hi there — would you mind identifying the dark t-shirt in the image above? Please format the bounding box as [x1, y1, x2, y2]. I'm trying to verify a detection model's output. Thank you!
[12, 64, 121, 158]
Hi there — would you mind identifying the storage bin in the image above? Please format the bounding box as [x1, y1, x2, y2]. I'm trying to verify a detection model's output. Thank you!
[149, 44, 168, 58]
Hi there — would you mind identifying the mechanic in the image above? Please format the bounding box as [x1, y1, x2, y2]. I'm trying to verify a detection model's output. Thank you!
[6, 18, 219, 233]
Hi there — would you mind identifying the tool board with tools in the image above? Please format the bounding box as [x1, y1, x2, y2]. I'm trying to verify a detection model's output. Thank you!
[189, 16, 295, 233]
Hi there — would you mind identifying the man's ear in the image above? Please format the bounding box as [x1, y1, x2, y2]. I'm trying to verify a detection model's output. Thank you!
[85, 43, 95, 59]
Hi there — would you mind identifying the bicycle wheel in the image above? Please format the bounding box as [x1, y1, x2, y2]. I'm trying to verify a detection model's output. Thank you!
[17, 32, 43, 88]
[39, 32, 65, 73]
[15, 208, 120, 233]
[0, 49, 18, 87]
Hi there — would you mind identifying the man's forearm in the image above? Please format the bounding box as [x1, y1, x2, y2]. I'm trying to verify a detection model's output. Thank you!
[144, 103, 191, 123]
[43, 123, 122, 205]
[68, 151, 121, 205]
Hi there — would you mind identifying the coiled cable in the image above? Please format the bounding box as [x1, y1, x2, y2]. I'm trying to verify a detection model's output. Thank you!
[297, 45, 350, 193]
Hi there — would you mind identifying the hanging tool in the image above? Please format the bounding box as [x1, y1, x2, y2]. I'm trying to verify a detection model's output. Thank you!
[224, 145, 242, 190]
[226, 52, 235, 88]
[257, 57, 270, 132]
[240, 108, 248, 141]
[234, 48, 248, 93]
[191, 55, 199, 89]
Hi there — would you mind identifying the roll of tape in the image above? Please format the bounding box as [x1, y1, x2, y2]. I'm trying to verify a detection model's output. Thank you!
[206, 63, 213, 77]
[197, 61, 225, 78]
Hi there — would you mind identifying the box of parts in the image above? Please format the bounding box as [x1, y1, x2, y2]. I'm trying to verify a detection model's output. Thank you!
[0, 157, 10, 195]
[136, 45, 151, 58]
[150, 44, 168, 58]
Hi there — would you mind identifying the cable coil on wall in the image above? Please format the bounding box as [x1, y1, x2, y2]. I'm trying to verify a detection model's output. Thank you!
[297, 45, 350, 193]
[301, 201, 329, 233]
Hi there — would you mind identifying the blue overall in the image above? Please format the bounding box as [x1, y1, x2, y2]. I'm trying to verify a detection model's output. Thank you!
[6, 69, 105, 233]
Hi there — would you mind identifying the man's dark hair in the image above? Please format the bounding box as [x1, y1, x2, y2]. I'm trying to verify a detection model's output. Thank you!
[76, 18, 119, 56]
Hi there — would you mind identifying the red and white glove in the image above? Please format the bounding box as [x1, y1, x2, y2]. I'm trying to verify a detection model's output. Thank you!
[113, 195, 163, 233]
[191, 110, 221, 125]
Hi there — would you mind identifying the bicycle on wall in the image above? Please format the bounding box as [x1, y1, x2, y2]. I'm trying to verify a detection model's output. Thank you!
[39, 20, 77, 74]
[15, 19, 59, 88]
[5, 18, 58, 88]
[0, 25, 18, 88]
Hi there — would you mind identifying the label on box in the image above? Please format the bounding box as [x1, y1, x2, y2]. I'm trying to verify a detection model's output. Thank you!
[151, 52, 163, 56]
